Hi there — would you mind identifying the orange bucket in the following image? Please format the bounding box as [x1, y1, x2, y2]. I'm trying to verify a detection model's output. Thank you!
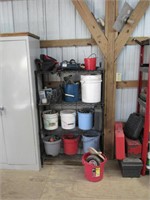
[84, 53, 96, 71]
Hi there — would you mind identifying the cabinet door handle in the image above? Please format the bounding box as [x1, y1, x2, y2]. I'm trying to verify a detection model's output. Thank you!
[0, 106, 4, 111]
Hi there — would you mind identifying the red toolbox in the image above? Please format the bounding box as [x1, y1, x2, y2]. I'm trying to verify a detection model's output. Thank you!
[115, 129, 125, 160]
[125, 137, 142, 158]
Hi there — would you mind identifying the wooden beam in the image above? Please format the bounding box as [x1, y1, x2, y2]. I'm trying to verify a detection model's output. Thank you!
[40, 37, 150, 48]
[40, 38, 96, 48]
[115, 0, 149, 59]
[72, 0, 107, 58]
[127, 37, 150, 45]
[104, 0, 117, 159]
[116, 80, 147, 89]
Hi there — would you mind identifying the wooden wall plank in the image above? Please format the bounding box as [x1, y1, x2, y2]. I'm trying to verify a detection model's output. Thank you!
[40, 37, 150, 48]
[115, 0, 150, 59]
[116, 80, 147, 89]
[40, 38, 96, 48]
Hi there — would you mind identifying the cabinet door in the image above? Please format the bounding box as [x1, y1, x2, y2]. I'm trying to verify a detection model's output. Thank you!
[0, 117, 7, 164]
[0, 40, 36, 165]
[0, 43, 7, 164]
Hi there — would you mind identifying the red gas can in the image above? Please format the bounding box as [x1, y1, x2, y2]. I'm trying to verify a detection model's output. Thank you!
[115, 129, 125, 160]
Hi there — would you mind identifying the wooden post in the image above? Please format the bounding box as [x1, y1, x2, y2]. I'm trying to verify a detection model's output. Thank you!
[104, 0, 117, 159]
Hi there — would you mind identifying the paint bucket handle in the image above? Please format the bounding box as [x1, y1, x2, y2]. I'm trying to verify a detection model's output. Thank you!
[88, 53, 96, 58]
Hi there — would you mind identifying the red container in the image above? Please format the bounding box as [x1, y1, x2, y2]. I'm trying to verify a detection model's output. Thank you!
[84, 53, 96, 71]
[115, 129, 125, 160]
[63, 134, 79, 155]
[82, 152, 107, 182]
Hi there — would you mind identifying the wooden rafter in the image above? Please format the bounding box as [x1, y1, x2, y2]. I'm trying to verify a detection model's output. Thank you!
[115, 0, 150, 59]
[72, 0, 107, 58]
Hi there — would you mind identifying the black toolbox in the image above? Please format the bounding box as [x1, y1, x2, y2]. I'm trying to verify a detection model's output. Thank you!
[119, 158, 143, 177]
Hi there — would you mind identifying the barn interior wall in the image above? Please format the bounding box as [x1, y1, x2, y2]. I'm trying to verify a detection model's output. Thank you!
[0, 0, 150, 121]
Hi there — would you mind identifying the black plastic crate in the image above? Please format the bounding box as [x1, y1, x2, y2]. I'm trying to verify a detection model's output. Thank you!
[119, 158, 143, 178]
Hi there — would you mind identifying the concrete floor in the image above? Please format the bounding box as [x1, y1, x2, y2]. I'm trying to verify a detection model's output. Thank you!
[0, 160, 149, 200]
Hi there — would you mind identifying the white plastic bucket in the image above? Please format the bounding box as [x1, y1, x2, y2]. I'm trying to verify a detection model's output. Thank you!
[80, 75, 102, 103]
[43, 110, 58, 130]
[60, 110, 76, 129]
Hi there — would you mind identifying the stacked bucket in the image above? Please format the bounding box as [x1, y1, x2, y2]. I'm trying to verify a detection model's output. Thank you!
[80, 74, 102, 153]
[42, 56, 103, 157]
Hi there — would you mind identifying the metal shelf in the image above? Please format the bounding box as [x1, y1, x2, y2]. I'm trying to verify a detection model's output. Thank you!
[35, 66, 105, 164]
[38, 101, 104, 110]
[35, 67, 104, 75]
[43, 154, 82, 165]
[40, 127, 103, 137]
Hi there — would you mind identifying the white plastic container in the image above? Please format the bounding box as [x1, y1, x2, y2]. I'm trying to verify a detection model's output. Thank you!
[80, 75, 102, 103]
[60, 110, 76, 129]
[43, 110, 58, 130]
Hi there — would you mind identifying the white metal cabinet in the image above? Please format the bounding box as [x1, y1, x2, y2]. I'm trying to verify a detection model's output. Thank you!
[0, 33, 41, 170]
[0, 117, 7, 164]
[0, 42, 7, 164]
